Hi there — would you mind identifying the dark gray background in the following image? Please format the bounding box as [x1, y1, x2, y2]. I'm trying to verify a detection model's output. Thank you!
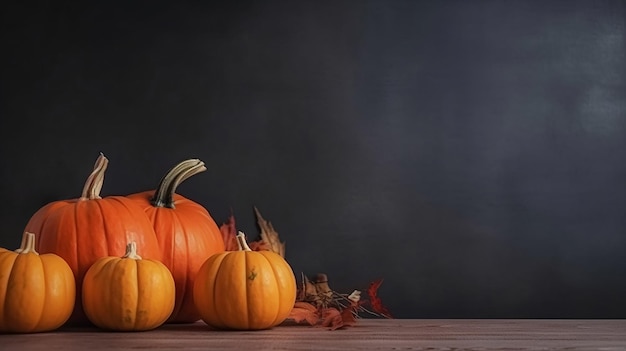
[2, 0, 625, 318]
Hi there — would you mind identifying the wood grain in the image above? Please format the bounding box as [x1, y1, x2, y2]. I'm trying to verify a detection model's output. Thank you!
[2, 319, 625, 350]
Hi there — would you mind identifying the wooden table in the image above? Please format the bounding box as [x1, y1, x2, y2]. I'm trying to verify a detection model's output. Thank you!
[3, 319, 626, 350]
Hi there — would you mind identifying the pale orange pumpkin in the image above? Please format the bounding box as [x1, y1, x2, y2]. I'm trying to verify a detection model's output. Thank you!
[24, 153, 162, 325]
[82, 241, 175, 331]
[0, 232, 75, 333]
[193, 231, 296, 330]
[126, 159, 225, 323]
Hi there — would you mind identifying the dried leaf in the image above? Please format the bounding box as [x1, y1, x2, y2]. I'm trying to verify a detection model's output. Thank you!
[299, 273, 336, 308]
[312, 273, 333, 308]
[287, 302, 319, 326]
[294, 301, 318, 313]
[248, 240, 271, 251]
[339, 301, 359, 326]
[219, 212, 240, 251]
[254, 206, 285, 257]
[294, 272, 393, 327]
[320, 308, 345, 330]
[298, 273, 316, 302]
[366, 278, 393, 318]
[219, 211, 273, 252]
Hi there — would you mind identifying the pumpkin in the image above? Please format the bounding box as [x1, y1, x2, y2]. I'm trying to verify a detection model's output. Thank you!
[193, 231, 296, 330]
[126, 159, 225, 323]
[0, 232, 75, 333]
[82, 241, 175, 331]
[23, 153, 162, 325]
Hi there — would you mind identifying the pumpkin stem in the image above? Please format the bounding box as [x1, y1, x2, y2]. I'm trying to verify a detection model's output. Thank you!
[80, 153, 109, 200]
[123, 242, 142, 260]
[150, 159, 206, 209]
[236, 231, 253, 252]
[17, 232, 39, 255]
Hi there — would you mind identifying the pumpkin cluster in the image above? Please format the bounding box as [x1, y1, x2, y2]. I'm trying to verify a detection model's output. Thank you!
[0, 153, 296, 334]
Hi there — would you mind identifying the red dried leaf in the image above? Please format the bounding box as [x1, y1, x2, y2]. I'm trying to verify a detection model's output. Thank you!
[339, 301, 359, 326]
[219, 213, 240, 251]
[320, 308, 345, 330]
[287, 302, 319, 326]
[248, 239, 271, 251]
[366, 278, 393, 318]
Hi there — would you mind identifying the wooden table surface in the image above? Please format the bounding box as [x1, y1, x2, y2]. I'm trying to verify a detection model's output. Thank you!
[3, 319, 626, 350]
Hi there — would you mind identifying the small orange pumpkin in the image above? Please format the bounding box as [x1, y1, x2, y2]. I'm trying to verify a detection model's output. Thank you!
[126, 159, 225, 323]
[0, 232, 75, 333]
[24, 153, 162, 325]
[82, 242, 175, 331]
[193, 231, 296, 330]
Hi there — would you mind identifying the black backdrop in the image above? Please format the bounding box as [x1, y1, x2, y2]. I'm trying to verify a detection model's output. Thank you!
[1, 0, 625, 318]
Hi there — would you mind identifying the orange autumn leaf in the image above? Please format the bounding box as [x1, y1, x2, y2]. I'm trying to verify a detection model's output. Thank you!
[288, 302, 319, 326]
[219, 207, 285, 255]
[254, 206, 285, 257]
[219, 212, 240, 251]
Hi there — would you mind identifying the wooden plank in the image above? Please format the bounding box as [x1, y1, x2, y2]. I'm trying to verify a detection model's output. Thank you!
[2, 319, 626, 350]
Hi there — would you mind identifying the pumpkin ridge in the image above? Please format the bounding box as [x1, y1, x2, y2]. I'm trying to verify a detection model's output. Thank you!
[83, 256, 113, 328]
[89, 258, 109, 328]
[212, 253, 233, 329]
[40, 254, 75, 330]
[176, 218, 191, 319]
[12, 253, 45, 332]
[92, 198, 114, 256]
[116, 257, 138, 330]
[36, 207, 55, 251]
[129, 258, 141, 330]
[133, 258, 143, 330]
[260, 252, 282, 327]
[243, 252, 253, 330]
[71, 201, 81, 272]
[33, 256, 49, 331]
[0, 252, 18, 326]
[120, 197, 144, 252]
[206, 253, 226, 328]
[168, 215, 183, 319]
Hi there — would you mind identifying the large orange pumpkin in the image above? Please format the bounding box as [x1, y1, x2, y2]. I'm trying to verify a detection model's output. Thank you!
[23, 153, 162, 325]
[127, 159, 225, 323]
[82, 242, 175, 331]
[0, 232, 75, 333]
[193, 231, 296, 330]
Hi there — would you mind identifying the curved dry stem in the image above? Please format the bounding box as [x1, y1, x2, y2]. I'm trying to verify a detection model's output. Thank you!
[236, 231, 252, 252]
[80, 153, 109, 200]
[150, 159, 206, 209]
